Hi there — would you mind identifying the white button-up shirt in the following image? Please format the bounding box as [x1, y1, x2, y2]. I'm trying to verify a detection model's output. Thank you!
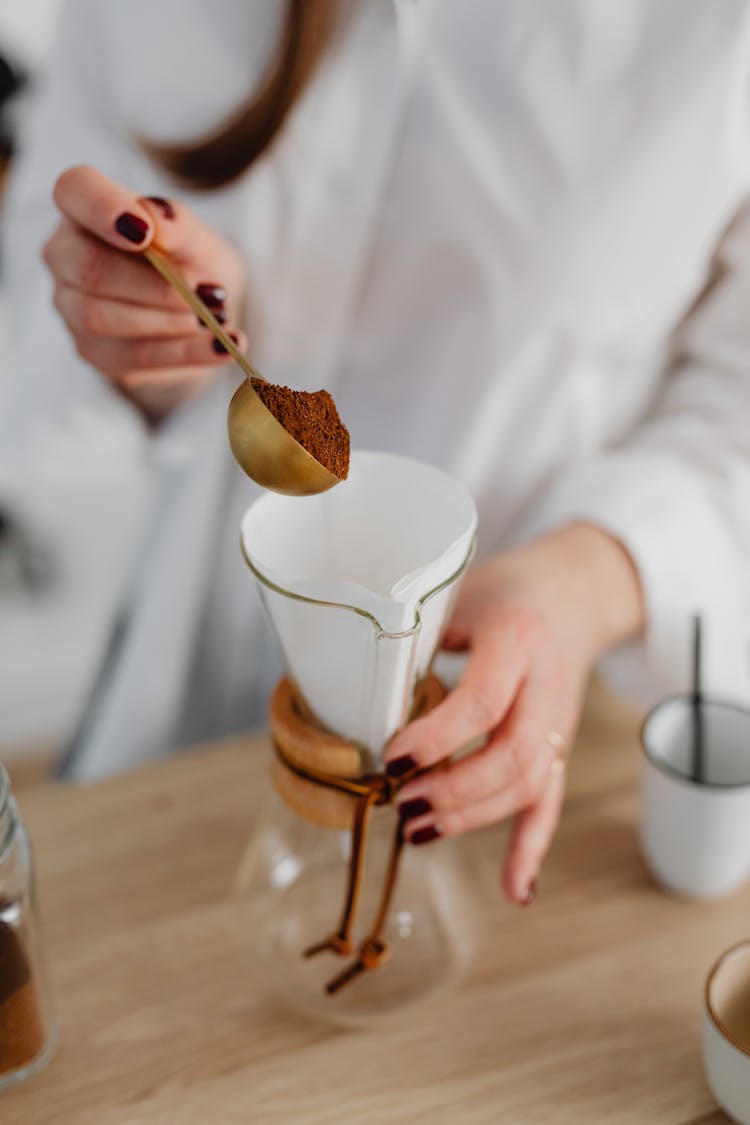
[2, 0, 749, 776]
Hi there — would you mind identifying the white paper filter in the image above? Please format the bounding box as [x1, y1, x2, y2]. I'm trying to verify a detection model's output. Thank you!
[241, 451, 477, 766]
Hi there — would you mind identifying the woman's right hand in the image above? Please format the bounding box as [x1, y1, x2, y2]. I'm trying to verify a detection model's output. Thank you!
[44, 165, 248, 422]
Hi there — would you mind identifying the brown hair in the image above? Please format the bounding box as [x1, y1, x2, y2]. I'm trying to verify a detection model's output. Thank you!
[145, 0, 335, 190]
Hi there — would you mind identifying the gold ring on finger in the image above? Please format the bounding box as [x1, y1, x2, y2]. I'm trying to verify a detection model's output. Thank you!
[546, 730, 566, 753]
[546, 731, 567, 778]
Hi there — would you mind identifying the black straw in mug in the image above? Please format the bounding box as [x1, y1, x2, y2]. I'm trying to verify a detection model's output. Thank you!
[690, 614, 705, 783]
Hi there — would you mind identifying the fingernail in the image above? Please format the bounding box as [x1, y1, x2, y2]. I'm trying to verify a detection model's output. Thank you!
[212, 333, 238, 355]
[196, 283, 227, 307]
[398, 797, 432, 821]
[115, 212, 149, 244]
[410, 825, 443, 846]
[198, 310, 226, 327]
[144, 196, 175, 219]
[385, 754, 418, 779]
[519, 880, 537, 906]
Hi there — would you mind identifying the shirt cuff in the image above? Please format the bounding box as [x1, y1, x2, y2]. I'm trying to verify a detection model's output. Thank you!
[531, 451, 750, 707]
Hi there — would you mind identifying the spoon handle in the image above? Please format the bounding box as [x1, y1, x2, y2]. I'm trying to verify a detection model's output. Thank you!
[143, 246, 264, 384]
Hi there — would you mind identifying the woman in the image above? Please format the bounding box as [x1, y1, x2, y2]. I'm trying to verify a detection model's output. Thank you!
[2, 0, 749, 905]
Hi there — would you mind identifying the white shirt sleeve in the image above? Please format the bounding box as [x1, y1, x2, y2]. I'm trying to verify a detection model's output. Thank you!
[536, 202, 750, 705]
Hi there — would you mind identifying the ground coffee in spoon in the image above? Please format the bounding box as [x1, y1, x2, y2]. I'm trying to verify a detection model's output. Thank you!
[250, 377, 350, 480]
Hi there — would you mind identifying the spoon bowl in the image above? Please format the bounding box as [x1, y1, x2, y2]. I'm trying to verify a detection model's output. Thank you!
[227, 380, 342, 496]
[144, 247, 343, 496]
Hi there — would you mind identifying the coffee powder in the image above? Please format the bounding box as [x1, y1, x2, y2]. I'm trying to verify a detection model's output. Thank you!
[251, 378, 350, 480]
[0, 918, 45, 1076]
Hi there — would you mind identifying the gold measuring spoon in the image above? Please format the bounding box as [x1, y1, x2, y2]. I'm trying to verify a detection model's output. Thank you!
[143, 246, 343, 496]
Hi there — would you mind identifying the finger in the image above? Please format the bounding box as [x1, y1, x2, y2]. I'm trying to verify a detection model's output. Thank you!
[396, 703, 552, 819]
[45, 219, 233, 320]
[54, 284, 198, 339]
[507, 648, 581, 762]
[439, 566, 498, 654]
[385, 629, 525, 775]
[441, 626, 469, 652]
[399, 646, 576, 811]
[73, 329, 247, 379]
[396, 664, 564, 815]
[501, 761, 566, 905]
[44, 220, 189, 310]
[401, 778, 531, 845]
[440, 564, 494, 645]
[398, 646, 577, 836]
[54, 165, 155, 250]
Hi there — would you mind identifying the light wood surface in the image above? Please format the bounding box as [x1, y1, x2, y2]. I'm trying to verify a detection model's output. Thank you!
[1, 682, 739, 1124]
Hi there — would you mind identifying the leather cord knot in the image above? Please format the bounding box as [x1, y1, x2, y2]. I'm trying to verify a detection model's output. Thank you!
[359, 937, 389, 970]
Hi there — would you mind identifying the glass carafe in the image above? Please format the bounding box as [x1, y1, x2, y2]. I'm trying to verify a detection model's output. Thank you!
[235, 788, 475, 1026]
[233, 452, 478, 1023]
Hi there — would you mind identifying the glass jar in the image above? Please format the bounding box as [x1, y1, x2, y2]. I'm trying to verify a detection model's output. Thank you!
[0, 763, 56, 1091]
[234, 783, 476, 1027]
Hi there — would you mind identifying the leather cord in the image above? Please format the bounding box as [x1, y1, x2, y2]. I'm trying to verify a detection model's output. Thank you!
[273, 742, 412, 995]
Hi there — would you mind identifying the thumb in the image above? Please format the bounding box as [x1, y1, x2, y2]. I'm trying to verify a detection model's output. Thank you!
[441, 622, 470, 652]
[54, 165, 155, 251]
[439, 577, 482, 653]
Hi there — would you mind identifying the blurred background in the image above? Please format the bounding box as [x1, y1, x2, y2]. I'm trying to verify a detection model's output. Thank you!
[0, 1, 137, 775]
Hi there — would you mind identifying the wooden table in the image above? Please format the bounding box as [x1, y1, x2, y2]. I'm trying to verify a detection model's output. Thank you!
[2, 684, 740, 1124]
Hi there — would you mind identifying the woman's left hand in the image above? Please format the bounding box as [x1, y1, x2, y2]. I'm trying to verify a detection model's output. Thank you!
[384, 522, 644, 905]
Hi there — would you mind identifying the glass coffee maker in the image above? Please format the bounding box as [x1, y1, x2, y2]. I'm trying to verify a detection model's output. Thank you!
[234, 452, 478, 1025]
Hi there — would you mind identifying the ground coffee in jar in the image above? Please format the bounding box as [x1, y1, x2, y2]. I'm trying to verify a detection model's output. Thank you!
[250, 377, 350, 480]
[0, 763, 55, 1090]
[0, 904, 46, 1077]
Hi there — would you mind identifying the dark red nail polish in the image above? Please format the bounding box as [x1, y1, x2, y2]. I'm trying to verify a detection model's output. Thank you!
[115, 212, 149, 244]
[196, 283, 227, 307]
[386, 755, 418, 779]
[410, 825, 443, 846]
[212, 333, 238, 355]
[144, 196, 175, 219]
[520, 881, 537, 906]
[399, 797, 432, 821]
[198, 310, 227, 327]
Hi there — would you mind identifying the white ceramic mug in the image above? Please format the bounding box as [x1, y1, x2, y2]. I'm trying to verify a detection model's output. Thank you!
[640, 696, 750, 899]
[704, 939, 750, 1124]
